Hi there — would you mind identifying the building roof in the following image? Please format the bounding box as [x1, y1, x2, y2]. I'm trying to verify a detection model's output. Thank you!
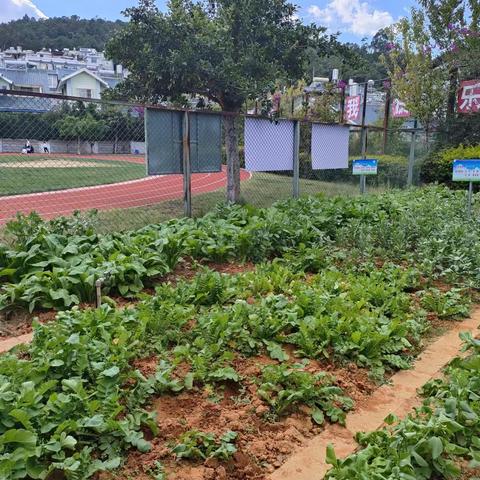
[0, 74, 13, 84]
[304, 81, 327, 94]
[58, 68, 109, 89]
[0, 67, 121, 93]
[0, 68, 53, 91]
[102, 76, 121, 88]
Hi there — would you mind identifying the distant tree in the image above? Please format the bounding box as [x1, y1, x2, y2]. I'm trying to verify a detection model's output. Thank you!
[106, 0, 326, 202]
[383, 11, 449, 141]
[306, 37, 388, 84]
[370, 28, 391, 55]
[417, 0, 480, 114]
[0, 16, 124, 51]
[56, 114, 106, 154]
[384, 1, 480, 149]
[102, 108, 144, 151]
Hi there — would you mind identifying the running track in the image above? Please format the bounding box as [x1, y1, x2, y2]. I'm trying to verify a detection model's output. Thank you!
[0, 156, 252, 223]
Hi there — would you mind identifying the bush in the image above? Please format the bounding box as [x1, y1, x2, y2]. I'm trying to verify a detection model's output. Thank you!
[421, 144, 480, 187]
[297, 154, 413, 188]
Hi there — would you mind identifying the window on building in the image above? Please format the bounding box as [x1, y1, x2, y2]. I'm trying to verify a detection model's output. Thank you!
[76, 88, 93, 98]
[48, 74, 58, 89]
[16, 85, 42, 93]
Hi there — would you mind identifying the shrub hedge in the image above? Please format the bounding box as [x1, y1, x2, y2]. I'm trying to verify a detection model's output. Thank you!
[421, 144, 480, 188]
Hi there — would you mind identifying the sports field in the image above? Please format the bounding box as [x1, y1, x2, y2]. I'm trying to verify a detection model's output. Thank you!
[0, 154, 146, 196]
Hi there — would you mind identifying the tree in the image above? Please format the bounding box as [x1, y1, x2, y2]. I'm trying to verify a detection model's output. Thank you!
[306, 37, 388, 84]
[418, 0, 480, 114]
[56, 114, 106, 154]
[106, 0, 325, 202]
[382, 11, 449, 141]
[384, 1, 480, 149]
[370, 28, 391, 55]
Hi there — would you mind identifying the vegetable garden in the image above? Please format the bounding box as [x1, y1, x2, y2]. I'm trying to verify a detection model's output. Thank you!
[1, 186, 480, 480]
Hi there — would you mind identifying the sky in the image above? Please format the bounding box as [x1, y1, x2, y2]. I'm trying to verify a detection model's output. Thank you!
[0, 0, 417, 42]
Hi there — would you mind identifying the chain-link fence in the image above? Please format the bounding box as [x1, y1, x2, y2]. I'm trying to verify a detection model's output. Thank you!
[0, 89, 426, 233]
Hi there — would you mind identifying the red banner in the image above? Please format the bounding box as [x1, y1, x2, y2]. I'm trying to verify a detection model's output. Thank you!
[344, 95, 361, 122]
[392, 99, 410, 118]
[458, 80, 480, 113]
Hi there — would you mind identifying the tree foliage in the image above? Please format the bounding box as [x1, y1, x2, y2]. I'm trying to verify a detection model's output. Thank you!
[382, 11, 449, 135]
[56, 114, 106, 141]
[106, 0, 326, 110]
[307, 32, 389, 83]
[0, 16, 124, 52]
[0, 102, 144, 143]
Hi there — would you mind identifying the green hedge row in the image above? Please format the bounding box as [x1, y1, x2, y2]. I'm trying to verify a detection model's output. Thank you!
[421, 144, 480, 188]
[298, 154, 416, 188]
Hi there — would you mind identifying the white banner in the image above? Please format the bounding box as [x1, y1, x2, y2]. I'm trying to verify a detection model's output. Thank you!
[311, 124, 349, 170]
[244, 118, 295, 171]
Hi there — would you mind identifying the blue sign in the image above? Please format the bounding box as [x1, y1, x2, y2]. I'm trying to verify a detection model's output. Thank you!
[353, 159, 378, 176]
[453, 159, 480, 182]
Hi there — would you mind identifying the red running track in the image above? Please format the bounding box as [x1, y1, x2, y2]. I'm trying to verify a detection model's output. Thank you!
[0, 168, 252, 223]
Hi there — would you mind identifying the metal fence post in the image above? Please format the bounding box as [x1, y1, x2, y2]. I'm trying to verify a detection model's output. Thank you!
[468, 181, 473, 218]
[339, 87, 346, 124]
[360, 82, 368, 194]
[182, 111, 192, 217]
[407, 119, 418, 187]
[292, 120, 300, 199]
[382, 86, 391, 155]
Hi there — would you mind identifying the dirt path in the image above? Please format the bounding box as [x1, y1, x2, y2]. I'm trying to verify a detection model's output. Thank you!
[269, 310, 480, 480]
[0, 332, 33, 353]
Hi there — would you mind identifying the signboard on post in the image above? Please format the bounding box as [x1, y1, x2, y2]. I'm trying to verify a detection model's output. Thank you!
[392, 99, 410, 118]
[353, 159, 378, 176]
[452, 159, 480, 182]
[452, 159, 480, 217]
[344, 95, 361, 123]
[145, 108, 222, 175]
[457, 80, 480, 114]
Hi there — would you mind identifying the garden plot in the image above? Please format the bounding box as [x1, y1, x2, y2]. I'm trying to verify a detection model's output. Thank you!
[0, 186, 479, 479]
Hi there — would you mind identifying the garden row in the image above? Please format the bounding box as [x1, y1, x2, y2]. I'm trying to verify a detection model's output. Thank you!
[0, 186, 479, 314]
[326, 331, 480, 479]
[1, 255, 470, 479]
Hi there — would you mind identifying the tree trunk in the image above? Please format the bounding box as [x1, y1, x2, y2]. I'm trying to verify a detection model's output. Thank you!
[447, 67, 458, 119]
[224, 115, 241, 203]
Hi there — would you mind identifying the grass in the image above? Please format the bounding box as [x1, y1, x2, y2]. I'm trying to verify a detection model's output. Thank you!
[0, 155, 145, 195]
[95, 172, 386, 232]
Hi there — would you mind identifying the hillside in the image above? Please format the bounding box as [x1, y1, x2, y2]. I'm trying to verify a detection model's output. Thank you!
[0, 15, 124, 52]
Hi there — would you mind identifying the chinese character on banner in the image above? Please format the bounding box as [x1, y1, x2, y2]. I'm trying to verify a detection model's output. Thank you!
[344, 95, 361, 122]
[458, 80, 480, 113]
[392, 99, 410, 118]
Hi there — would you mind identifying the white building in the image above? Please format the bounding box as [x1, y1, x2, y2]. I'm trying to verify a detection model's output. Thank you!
[0, 46, 126, 101]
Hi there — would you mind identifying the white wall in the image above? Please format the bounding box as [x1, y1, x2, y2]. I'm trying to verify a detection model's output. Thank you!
[64, 72, 103, 99]
[0, 139, 135, 155]
[130, 142, 145, 155]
